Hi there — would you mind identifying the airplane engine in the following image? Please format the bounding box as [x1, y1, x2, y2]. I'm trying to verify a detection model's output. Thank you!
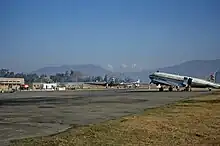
[183, 77, 192, 86]
[183, 77, 193, 91]
[157, 84, 161, 88]
[188, 78, 193, 86]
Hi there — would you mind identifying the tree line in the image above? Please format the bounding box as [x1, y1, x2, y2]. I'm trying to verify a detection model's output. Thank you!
[0, 69, 133, 84]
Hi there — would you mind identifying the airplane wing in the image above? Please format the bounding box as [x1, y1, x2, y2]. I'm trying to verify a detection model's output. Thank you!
[86, 82, 107, 86]
[152, 79, 184, 87]
[120, 82, 132, 85]
[109, 82, 121, 86]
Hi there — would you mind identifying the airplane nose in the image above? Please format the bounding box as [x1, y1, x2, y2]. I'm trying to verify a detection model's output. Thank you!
[149, 74, 154, 79]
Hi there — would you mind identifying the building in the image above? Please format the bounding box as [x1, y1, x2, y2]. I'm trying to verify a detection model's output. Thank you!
[32, 83, 57, 90]
[0, 77, 25, 91]
[32, 82, 91, 91]
[32, 82, 43, 90]
[42, 83, 57, 90]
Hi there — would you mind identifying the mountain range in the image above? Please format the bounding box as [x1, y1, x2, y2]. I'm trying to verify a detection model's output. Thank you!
[32, 64, 111, 76]
[32, 59, 220, 82]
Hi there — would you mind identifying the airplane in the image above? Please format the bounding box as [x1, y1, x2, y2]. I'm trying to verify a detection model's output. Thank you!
[120, 79, 140, 88]
[86, 77, 120, 88]
[86, 78, 140, 88]
[149, 71, 220, 91]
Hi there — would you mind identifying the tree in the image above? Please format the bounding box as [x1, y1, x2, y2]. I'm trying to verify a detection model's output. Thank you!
[0, 69, 9, 77]
[104, 74, 108, 82]
[114, 78, 120, 83]
[70, 70, 74, 76]
[8, 72, 15, 77]
[24, 73, 40, 83]
[50, 75, 58, 82]
[14, 73, 25, 78]
[95, 76, 103, 82]
[65, 71, 69, 77]
[40, 74, 47, 79]
[0, 68, 88, 83]
[125, 76, 133, 82]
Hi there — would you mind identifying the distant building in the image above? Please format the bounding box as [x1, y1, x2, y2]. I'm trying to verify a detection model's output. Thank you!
[32, 82, 57, 90]
[32, 82, 91, 90]
[42, 83, 57, 90]
[0, 77, 24, 91]
[32, 82, 43, 90]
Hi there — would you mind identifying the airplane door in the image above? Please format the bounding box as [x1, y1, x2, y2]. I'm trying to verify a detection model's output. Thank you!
[183, 77, 188, 86]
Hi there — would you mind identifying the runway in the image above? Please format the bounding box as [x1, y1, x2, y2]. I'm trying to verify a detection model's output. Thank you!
[0, 89, 211, 145]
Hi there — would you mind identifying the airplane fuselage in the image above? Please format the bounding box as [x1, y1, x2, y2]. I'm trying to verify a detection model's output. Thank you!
[149, 72, 220, 89]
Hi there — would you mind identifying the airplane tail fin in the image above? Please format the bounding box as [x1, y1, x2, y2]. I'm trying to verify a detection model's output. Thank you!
[209, 70, 220, 84]
[209, 73, 215, 82]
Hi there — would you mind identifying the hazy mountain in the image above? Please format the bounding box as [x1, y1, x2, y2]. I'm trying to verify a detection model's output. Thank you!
[32, 64, 111, 76]
[32, 59, 220, 82]
[156, 59, 220, 77]
[124, 59, 220, 82]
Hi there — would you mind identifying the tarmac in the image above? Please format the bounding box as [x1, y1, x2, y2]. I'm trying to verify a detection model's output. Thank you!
[0, 89, 212, 145]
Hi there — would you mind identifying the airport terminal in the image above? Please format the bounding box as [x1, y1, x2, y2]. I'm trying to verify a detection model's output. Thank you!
[0, 77, 25, 92]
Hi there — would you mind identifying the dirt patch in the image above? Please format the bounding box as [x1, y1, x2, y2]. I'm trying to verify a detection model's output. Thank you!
[182, 99, 220, 104]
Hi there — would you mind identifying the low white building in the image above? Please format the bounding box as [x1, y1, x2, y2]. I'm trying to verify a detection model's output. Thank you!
[42, 83, 57, 90]
[57, 87, 66, 91]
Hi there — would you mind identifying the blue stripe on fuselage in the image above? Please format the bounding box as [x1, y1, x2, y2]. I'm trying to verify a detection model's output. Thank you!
[150, 74, 184, 87]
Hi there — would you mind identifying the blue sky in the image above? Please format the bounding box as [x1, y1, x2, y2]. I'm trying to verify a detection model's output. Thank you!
[0, 0, 219, 72]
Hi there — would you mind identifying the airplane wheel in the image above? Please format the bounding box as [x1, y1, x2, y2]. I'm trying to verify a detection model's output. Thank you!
[169, 86, 173, 92]
[159, 87, 164, 91]
[189, 86, 192, 92]
[176, 86, 180, 91]
[186, 87, 192, 92]
[185, 86, 190, 91]
[208, 88, 212, 91]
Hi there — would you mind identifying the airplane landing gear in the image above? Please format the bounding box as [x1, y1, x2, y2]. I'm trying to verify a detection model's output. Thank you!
[184, 86, 192, 91]
[176, 86, 180, 91]
[159, 87, 164, 91]
[168, 86, 173, 91]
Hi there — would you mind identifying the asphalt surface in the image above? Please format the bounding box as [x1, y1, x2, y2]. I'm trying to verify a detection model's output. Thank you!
[0, 89, 211, 145]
